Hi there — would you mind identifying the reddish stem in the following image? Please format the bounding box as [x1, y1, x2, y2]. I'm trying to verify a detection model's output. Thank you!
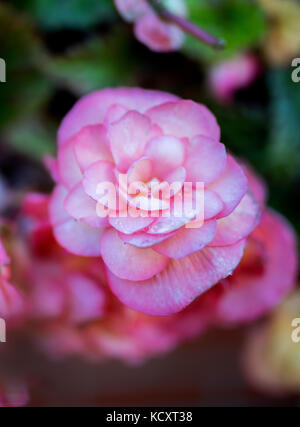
[150, 0, 225, 50]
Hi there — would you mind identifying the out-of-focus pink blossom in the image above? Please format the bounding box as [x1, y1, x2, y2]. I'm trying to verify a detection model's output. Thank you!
[114, 0, 186, 51]
[209, 54, 260, 103]
[20, 194, 106, 325]
[0, 230, 24, 321]
[48, 87, 260, 316]
[0, 377, 29, 407]
[196, 166, 297, 326]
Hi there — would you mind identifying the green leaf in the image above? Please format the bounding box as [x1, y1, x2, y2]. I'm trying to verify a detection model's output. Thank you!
[3, 116, 56, 159]
[9, 0, 117, 30]
[184, 0, 266, 63]
[45, 31, 137, 96]
[0, 3, 52, 128]
[266, 69, 300, 182]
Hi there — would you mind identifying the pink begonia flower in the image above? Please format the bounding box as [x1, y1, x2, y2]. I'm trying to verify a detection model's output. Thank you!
[0, 232, 24, 321]
[114, 0, 186, 51]
[48, 87, 261, 316]
[209, 54, 260, 103]
[22, 171, 296, 363]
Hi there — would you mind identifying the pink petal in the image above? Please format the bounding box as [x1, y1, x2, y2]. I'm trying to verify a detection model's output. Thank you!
[100, 228, 169, 281]
[43, 155, 60, 182]
[127, 157, 153, 185]
[108, 110, 155, 172]
[146, 100, 220, 141]
[209, 193, 260, 247]
[243, 162, 267, 208]
[153, 220, 217, 259]
[164, 166, 186, 191]
[64, 183, 98, 219]
[64, 183, 108, 228]
[109, 216, 154, 235]
[103, 103, 129, 126]
[0, 241, 9, 266]
[114, 0, 149, 23]
[82, 161, 115, 204]
[83, 215, 109, 229]
[119, 230, 177, 248]
[66, 274, 106, 324]
[58, 136, 82, 189]
[49, 185, 70, 226]
[73, 124, 113, 172]
[0, 280, 24, 319]
[106, 239, 246, 315]
[204, 190, 224, 219]
[208, 155, 247, 218]
[185, 135, 226, 184]
[49, 185, 102, 256]
[58, 88, 179, 146]
[134, 12, 184, 52]
[146, 189, 204, 234]
[209, 54, 260, 104]
[145, 135, 186, 177]
[52, 217, 103, 257]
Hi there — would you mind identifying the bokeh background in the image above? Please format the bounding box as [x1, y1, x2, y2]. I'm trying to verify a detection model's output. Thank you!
[0, 0, 299, 406]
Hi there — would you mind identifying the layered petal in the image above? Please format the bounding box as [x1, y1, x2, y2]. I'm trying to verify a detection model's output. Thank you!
[145, 135, 186, 177]
[73, 124, 113, 172]
[82, 161, 115, 205]
[100, 228, 169, 281]
[109, 215, 154, 235]
[50, 185, 102, 256]
[209, 193, 260, 247]
[153, 220, 217, 259]
[146, 100, 221, 141]
[185, 135, 226, 184]
[208, 155, 247, 218]
[58, 88, 178, 146]
[64, 183, 108, 228]
[57, 137, 82, 189]
[108, 110, 157, 172]
[119, 230, 177, 248]
[106, 239, 246, 315]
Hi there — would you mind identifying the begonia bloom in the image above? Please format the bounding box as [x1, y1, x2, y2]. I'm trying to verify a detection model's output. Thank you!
[48, 87, 260, 316]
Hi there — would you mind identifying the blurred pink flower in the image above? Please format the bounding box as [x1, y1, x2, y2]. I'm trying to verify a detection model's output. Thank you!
[0, 378, 29, 407]
[21, 194, 106, 325]
[209, 54, 260, 103]
[0, 231, 24, 321]
[197, 166, 297, 326]
[114, 0, 186, 51]
[49, 87, 260, 316]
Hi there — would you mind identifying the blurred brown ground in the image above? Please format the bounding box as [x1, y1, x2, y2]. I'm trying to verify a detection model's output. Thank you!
[1, 326, 297, 407]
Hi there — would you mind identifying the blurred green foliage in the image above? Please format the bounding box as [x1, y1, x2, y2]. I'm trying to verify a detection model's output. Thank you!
[0, 3, 52, 127]
[184, 0, 266, 62]
[8, 0, 117, 30]
[45, 32, 136, 96]
[266, 69, 300, 183]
